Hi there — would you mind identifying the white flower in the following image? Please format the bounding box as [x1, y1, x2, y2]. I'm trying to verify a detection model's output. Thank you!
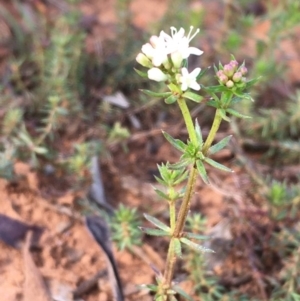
[148, 68, 168, 82]
[179, 67, 201, 91]
[141, 34, 168, 67]
[161, 26, 203, 60]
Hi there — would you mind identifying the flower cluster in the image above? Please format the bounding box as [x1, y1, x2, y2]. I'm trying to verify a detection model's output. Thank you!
[136, 26, 203, 91]
[216, 60, 248, 89]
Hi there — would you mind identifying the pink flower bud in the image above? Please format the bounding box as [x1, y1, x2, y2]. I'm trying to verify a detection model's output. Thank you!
[226, 80, 234, 88]
[230, 60, 239, 70]
[216, 70, 224, 77]
[223, 64, 235, 77]
[240, 66, 248, 76]
[232, 72, 242, 82]
[219, 74, 228, 84]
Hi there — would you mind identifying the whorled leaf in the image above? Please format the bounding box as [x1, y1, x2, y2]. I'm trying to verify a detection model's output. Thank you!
[183, 232, 209, 241]
[143, 214, 170, 232]
[195, 119, 203, 146]
[208, 135, 232, 155]
[165, 94, 178, 104]
[153, 187, 169, 200]
[204, 157, 232, 172]
[226, 108, 251, 119]
[167, 159, 191, 170]
[218, 108, 231, 122]
[182, 91, 203, 103]
[162, 131, 186, 152]
[196, 160, 209, 184]
[180, 237, 214, 253]
[173, 238, 182, 258]
[139, 227, 169, 237]
[134, 68, 148, 78]
[140, 89, 172, 98]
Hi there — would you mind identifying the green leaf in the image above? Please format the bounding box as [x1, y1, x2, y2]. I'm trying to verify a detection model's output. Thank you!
[154, 175, 166, 186]
[213, 64, 218, 74]
[196, 160, 209, 184]
[230, 96, 244, 104]
[245, 76, 262, 89]
[195, 119, 203, 145]
[197, 66, 210, 80]
[208, 135, 232, 155]
[204, 157, 232, 172]
[173, 238, 182, 258]
[139, 227, 169, 237]
[182, 91, 203, 103]
[206, 99, 218, 108]
[232, 91, 253, 102]
[134, 68, 148, 78]
[140, 89, 172, 98]
[180, 237, 214, 253]
[203, 85, 229, 93]
[184, 232, 209, 240]
[218, 108, 231, 122]
[139, 284, 158, 292]
[167, 160, 191, 170]
[143, 214, 170, 232]
[173, 170, 189, 185]
[168, 83, 181, 93]
[33, 146, 48, 154]
[162, 131, 186, 152]
[18, 130, 33, 145]
[173, 285, 194, 301]
[226, 108, 251, 119]
[165, 94, 178, 104]
[153, 188, 169, 200]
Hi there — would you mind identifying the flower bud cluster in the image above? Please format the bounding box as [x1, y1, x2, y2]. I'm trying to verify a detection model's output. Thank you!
[136, 26, 203, 91]
[216, 60, 248, 89]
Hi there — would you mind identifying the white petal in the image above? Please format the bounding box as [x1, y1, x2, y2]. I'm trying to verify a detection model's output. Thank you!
[142, 43, 154, 58]
[190, 82, 201, 91]
[181, 67, 189, 77]
[188, 47, 203, 56]
[181, 82, 188, 91]
[176, 28, 185, 39]
[190, 67, 201, 77]
[148, 68, 168, 82]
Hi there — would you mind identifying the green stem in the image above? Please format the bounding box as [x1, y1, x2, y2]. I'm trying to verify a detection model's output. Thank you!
[177, 98, 197, 144]
[162, 97, 199, 294]
[202, 109, 223, 154]
[163, 238, 177, 293]
[169, 200, 176, 230]
[163, 166, 198, 288]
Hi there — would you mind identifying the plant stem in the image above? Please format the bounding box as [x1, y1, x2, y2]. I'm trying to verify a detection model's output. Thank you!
[163, 167, 198, 289]
[169, 200, 176, 230]
[163, 106, 224, 293]
[202, 109, 223, 154]
[177, 98, 197, 145]
[162, 98, 199, 292]
[163, 237, 176, 290]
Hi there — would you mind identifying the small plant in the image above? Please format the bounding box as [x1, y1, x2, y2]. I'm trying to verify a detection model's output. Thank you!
[135, 26, 257, 300]
[109, 204, 142, 251]
[183, 214, 226, 300]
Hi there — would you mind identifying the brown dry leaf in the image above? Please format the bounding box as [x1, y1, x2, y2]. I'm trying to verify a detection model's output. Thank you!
[23, 232, 52, 301]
